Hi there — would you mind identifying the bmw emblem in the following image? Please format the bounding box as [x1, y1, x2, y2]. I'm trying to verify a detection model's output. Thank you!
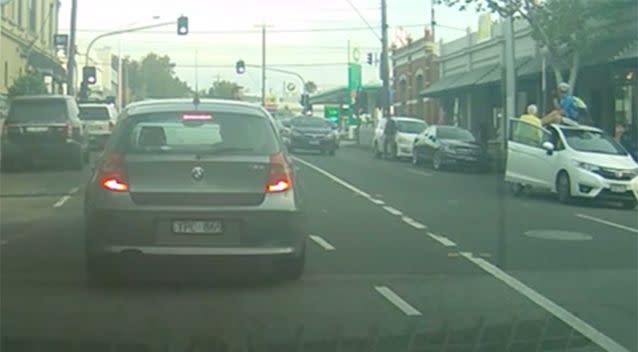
[191, 166, 205, 181]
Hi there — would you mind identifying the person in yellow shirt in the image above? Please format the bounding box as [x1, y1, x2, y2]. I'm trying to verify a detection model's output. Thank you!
[514, 104, 543, 146]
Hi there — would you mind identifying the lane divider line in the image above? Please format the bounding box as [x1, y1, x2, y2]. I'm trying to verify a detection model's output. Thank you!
[374, 286, 422, 316]
[53, 195, 71, 208]
[406, 169, 433, 177]
[382, 206, 402, 216]
[309, 235, 336, 251]
[402, 216, 427, 229]
[427, 232, 457, 247]
[575, 213, 638, 234]
[369, 198, 385, 205]
[293, 157, 371, 198]
[460, 252, 630, 352]
[69, 187, 80, 195]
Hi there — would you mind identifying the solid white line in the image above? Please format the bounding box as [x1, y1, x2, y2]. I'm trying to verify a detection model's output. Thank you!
[382, 206, 402, 216]
[406, 169, 432, 177]
[69, 187, 80, 195]
[374, 286, 422, 316]
[402, 216, 427, 229]
[309, 235, 336, 251]
[575, 213, 638, 234]
[53, 195, 71, 208]
[427, 232, 457, 247]
[460, 253, 630, 352]
[293, 157, 371, 198]
[369, 198, 385, 205]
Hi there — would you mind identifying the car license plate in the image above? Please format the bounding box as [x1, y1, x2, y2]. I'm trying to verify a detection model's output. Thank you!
[26, 126, 48, 132]
[610, 185, 626, 193]
[172, 220, 223, 234]
[88, 124, 105, 131]
[309, 140, 320, 145]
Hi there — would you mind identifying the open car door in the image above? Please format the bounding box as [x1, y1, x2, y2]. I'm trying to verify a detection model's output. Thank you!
[505, 119, 555, 190]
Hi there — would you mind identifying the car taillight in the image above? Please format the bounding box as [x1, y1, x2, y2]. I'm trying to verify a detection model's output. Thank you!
[265, 152, 292, 193]
[99, 153, 129, 192]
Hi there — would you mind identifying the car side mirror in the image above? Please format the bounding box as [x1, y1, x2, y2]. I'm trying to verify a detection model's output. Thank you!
[542, 141, 555, 154]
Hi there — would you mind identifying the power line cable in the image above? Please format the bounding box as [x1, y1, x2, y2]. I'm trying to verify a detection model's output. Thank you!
[344, 0, 381, 40]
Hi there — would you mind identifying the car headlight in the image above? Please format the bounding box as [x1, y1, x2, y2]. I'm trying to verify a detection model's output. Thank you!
[442, 145, 455, 153]
[574, 161, 601, 172]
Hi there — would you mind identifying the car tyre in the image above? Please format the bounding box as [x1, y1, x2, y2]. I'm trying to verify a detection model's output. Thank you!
[556, 171, 572, 204]
[621, 199, 637, 210]
[274, 247, 305, 281]
[432, 151, 443, 170]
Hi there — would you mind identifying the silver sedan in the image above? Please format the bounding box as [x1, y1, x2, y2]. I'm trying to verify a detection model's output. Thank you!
[84, 99, 306, 285]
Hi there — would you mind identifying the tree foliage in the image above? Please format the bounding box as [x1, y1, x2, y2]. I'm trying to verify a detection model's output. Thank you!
[202, 80, 243, 100]
[125, 53, 192, 101]
[8, 71, 48, 98]
[434, 0, 635, 93]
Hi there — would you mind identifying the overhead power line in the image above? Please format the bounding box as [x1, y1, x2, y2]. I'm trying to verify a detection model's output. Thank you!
[344, 0, 381, 40]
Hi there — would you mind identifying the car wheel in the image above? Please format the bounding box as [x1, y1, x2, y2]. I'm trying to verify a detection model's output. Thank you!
[374, 142, 382, 158]
[621, 199, 637, 210]
[556, 171, 572, 204]
[274, 247, 305, 281]
[432, 151, 443, 170]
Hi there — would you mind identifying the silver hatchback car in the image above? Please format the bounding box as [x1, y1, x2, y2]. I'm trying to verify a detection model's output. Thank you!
[84, 99, 306, 284]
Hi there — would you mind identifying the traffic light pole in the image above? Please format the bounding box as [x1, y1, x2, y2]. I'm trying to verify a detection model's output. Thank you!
[67, 0, 77, 95]
[261, 25, 267, 107]
[380, 0, 391, 118]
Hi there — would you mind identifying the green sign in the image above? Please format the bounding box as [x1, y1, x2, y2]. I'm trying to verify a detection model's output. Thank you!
[348, 64, 362, 95]
[325, 106, 340, 122]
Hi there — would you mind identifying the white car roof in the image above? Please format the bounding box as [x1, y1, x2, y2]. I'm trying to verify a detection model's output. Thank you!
[392, 117, 426, 123]
[551, 123, 602, 133]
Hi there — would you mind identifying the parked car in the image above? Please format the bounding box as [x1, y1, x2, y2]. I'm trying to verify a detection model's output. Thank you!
[1, 95, 89, 171]
[284, 116, 339, 155]
[372, 117, 428, 159]
[505, 120, 638, 209]
[84, 98, 306, 285]
[412, 125, 484, 171]
[79, 103, 118, 150]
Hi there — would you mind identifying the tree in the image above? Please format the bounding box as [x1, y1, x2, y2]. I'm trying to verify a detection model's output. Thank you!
[202, 80, 243, 100]
[434, 0, 635, 94]
[125, 53, 192, 100]
[8, 71, 48, 98]
[304, 81, 318, 94]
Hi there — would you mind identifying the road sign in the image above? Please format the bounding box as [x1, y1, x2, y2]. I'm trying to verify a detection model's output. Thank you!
[53, 34, 68, 51]
[286, 82, 296, 92]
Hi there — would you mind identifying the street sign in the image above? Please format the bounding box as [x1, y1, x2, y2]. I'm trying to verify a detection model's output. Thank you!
[286, 82, 296, 92]
[53, 34, 68, 51]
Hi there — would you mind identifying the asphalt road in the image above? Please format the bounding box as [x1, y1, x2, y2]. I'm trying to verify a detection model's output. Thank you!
[1, 146, 636, 351]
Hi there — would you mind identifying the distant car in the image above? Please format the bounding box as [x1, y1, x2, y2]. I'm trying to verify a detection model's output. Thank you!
[372, 117, 428, 159]
[1, 95, 90, 171]
[79, 103, 118, 150]
[506, 121, 638, 209]
[84, 98, 306, 285]
[285, 116, 339, 155]
[412, 125, 485, 171]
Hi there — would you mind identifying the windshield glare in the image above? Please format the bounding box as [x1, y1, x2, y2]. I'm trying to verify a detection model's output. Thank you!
[562, 129, 626, 155]
[396, 120, 427, 134]
[438, 127, 475, 141]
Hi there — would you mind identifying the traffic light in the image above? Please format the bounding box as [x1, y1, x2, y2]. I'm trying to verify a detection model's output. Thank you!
[300, 93, 310, 111]
[177, 16, 189, 35]
[235, 59, 246, 74]
[83, 66, 97, 85]
[366, 52, 373, 65]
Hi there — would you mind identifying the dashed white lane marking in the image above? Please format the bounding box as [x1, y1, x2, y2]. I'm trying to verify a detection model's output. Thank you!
[576, 213, 638, 235]
[374, 286, 422, 316]
[460, 252, 630, 352]
[402, 216, 427, 229]
[53, 195, 71, 208]
[293, 157, 371, 198]
[308, 235, 336, 251]
[427, 232, 457, 247]
[406, 169, 432, 177]
[382, 206, 402, 216]
[369, 198, 385, 205]
[69, 187, 80, 195]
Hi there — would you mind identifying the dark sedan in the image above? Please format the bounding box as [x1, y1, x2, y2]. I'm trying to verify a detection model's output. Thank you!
[412, 125, 486, 171]
[284, 116, 339, 155]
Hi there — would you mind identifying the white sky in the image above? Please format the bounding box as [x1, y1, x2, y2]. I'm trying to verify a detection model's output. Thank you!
[58, 0, 478, 94]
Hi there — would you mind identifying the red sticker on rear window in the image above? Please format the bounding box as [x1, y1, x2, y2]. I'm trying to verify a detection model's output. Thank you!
[182, 112, 213, 121]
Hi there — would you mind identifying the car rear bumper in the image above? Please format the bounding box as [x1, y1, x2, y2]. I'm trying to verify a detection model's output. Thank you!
[571, 168, 637, 200]
[1, 141, 81, 159]
[88, 133, 110, 148]
[290, 136, 337, 150]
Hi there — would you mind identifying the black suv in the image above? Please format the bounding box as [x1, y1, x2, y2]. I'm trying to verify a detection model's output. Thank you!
[1, 95, 90, 171]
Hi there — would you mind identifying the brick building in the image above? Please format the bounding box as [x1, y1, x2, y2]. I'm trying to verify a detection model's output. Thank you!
[391, 29, 439, 124]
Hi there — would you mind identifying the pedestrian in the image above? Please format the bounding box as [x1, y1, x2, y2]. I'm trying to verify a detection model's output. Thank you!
[383, 117, 397, 159]
[514, 104, 543, 145]
[557, 82, 580, 123]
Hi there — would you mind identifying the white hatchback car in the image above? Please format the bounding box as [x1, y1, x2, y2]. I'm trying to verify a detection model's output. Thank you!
[506, 119, 638, 209]
[373, 117, 428, 159]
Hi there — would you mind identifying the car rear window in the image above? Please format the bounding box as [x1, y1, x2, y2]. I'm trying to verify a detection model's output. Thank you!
[116, 111, 279, 155]
[291, 117, 332, 128]
[79, 106, 110, 121]
[8, 100, 67, 123]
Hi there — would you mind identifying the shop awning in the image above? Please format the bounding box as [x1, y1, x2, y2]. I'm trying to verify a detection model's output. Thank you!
[475, 57, 534, 85]
[419, 72, 465, 97]
[28, 50, 66, 81]
[451, 64, 499, 88]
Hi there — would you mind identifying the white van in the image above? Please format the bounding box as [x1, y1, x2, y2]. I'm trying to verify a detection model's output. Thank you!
[505, 119, 638, 209]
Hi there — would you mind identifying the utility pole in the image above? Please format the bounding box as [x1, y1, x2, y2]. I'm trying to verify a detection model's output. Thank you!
[261, 24, 267, 107]
[67, 0, 78, 95]
[380, 0, 390, 118]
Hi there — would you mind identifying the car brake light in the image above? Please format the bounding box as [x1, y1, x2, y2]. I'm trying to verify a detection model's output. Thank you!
[99, 153, 129, 192]
[266, 152, 292, 193]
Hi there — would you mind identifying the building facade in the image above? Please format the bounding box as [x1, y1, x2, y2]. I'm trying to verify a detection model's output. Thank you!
[391, 29, 439, 124]
[1, 0, 65, 97]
